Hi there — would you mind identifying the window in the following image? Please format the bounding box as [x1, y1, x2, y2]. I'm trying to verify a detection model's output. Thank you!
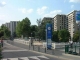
[60, 26, 61, 30]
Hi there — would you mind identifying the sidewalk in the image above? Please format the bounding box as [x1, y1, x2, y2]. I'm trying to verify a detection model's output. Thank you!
[8, 40, 80, 60]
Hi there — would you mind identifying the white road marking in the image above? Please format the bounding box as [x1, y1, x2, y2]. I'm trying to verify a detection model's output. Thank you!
[19, 57, 29, 60]
[29, 56, 40, 60]
[1, 59, 7, 60]
[38, 56, 49, 59]
[8, 58, 18, 60]
[2, 56, 49, 60]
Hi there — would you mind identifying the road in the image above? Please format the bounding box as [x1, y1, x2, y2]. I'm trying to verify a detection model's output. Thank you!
[1, 40, 67, 60]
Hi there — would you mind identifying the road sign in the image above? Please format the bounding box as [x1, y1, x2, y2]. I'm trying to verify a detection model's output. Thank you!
[75, 11, 80, 21]
[46, 23, 52, 49]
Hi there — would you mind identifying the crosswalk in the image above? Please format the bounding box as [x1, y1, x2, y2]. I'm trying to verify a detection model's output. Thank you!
[1, 56, 49, 60]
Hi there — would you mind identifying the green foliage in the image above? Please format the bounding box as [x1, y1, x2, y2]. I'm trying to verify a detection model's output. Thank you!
[0, 25, 10, 38]
[0, 30, 4, 38]
[58, 29, 70, 42]
[52, 31, 59, 42]
[16, 17, 31, 37]
[30, 25, 38, 37]
[36, 18, 52, 40]
[16, 21, 23, 37]
[73, 31, 79, 42]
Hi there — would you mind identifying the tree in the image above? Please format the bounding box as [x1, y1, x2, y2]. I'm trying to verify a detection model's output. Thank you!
[16, 17, 31, 37]
[36, 18, 52, 41]
[52, 31, 59, 42]
[0, 25, 11, 38]
[73, 31, 79, 42]
[30, 25, 38, 38]
[0, 30, 4, 38]
[58, 29, 70, 42]
[16, 21, 23, 37]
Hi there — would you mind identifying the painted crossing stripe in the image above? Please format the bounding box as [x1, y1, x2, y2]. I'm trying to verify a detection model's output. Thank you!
[38, 56, 49, 59]
[29, 56, 40, 60]
[8, 58, 18, 60]
[19, 57, 29, 60]
[2, 56, 49, 60]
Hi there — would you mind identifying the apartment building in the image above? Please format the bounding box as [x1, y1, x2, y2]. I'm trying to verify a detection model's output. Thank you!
[5, 23, 10, 30]
[53, 14, 68, 31]
[3, 21, 19, 37]
[42, 17, 53, 29]
[67, 10, 80, 39]
[10, 21, 18, 36]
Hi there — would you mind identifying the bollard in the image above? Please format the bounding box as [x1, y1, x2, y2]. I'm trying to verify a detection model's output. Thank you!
[29, 44, 30, 50]
[75, 45, 76, 53]
[33, 45, 34, 50]
[45, 47, 46, 53]
[38, 46, 40, 52]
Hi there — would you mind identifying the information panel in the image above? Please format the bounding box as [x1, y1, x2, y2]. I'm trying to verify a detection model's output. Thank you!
[46, 23, 52, 49]
[75, 11, 80, 21]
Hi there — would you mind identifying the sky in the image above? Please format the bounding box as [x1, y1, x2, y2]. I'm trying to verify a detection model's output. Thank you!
[0, 0, 80, 26]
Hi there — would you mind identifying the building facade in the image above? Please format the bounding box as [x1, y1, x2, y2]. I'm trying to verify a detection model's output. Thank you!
[53, 14, 68, 31]
[3, 21, 19, 37]
[67, 10, 80, 39]
[42, 17, 53, 29]
[10, 21, 18, 36]
[5, 23, 10, 30]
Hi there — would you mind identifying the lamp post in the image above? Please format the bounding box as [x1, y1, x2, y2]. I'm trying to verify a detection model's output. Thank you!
[31, 33, 33, 46]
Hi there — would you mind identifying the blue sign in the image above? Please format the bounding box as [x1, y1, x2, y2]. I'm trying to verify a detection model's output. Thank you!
[75, 11, 80, 21]
[46, 23, 52, 49]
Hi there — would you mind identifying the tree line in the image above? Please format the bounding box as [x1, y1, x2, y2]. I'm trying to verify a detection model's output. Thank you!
[0, 17, 79, 42]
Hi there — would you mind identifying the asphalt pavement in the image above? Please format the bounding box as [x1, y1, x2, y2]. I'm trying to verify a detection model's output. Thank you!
[1, 40, 68, 60]
[6, 40, 80, 60]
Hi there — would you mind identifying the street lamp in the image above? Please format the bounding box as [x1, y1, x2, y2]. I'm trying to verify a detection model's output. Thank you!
[31, 33, 33, 46]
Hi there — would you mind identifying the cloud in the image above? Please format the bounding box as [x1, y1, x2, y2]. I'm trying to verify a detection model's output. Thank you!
[69, 0, 80, 3]
[0, 1, 6, 7]
[71, 5, 74, 9]
[37, 6, 48, 15]
[19, 8, 33, 14]
[43, 10, 62, 17]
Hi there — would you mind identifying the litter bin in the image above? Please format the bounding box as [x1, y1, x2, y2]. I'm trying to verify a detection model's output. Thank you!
[65, 45, 69, 53]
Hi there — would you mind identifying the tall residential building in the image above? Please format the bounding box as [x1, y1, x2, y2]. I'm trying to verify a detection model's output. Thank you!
[5, 23, 10, 30]
[10, 21, 18, 36]
[3, 21, 19, 37]
[42, 17, 53, 29]
[53, 14, 68, 31]
[67, 10, 80, 39]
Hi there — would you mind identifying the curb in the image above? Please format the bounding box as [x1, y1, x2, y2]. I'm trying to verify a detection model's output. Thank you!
[28, 49, 72, 60]
[7, 41, 72, 60]
[63, 53, 80, 58]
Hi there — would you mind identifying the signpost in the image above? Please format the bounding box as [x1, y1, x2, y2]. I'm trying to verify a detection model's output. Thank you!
[75, 11, 80, 55]
[75, 11, 80, 21]
[46, 23, 52, 49]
